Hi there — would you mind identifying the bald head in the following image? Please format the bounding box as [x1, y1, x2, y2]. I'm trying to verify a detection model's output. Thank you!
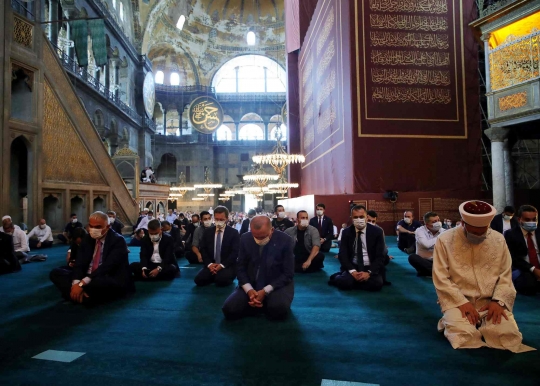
[251, 215, 271, 230]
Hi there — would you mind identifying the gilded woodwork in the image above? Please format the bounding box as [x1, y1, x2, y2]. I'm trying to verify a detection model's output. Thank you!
[498, 91, 528, 111]
[13, 16, 33, 48]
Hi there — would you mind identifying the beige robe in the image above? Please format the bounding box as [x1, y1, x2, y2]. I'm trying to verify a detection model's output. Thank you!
[433, 227, 535, 353]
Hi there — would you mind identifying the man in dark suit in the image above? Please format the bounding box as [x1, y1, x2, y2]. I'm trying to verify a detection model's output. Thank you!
[57, 213, 83, 244]
[504, 205, 540, 295]
[222, 216, 295, 320]
[329, 205, 385, 292]
[162, 220, 184, 258]
[107, 210, 125, 235]
[0, 232, 21, 275]
[309, 203, 334, 252]
[130, 219, 179, 281]
[240, 209, 256, 235]
[182, 213, 200, 249]
[491, 205, 519, 235]
[185, 211, 212, 264]
[49, 211, 133, 304]
[194, 206, 239, 286]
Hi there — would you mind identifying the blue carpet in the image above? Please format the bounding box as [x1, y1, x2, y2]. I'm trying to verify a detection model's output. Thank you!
[0, 237, 539, 385]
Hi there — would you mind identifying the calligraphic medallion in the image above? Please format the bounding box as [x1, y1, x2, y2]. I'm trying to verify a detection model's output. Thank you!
[142, 72, 155, 119]
[188, 96, 224, 134]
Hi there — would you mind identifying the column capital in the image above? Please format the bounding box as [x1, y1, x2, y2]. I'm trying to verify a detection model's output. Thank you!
[480, 33, 491, 42]
[484, 127, 509, 142]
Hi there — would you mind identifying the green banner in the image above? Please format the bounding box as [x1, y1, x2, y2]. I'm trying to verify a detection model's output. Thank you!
[88, 19, 107, 67]
[69, 20, 88, 67]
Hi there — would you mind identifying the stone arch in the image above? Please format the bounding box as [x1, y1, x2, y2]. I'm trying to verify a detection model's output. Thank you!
[239, 113, 265, 140]
[156, 153, 177, 182]
[10, 135, 32, 225]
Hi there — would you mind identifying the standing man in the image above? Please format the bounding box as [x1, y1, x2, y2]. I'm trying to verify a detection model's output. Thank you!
[309, 203, 334, 252]
[57, 213, 83, 244]
[433, 201, 534, 353]
[49, 211, 134, 304]
[194, 206, 239, 287]
[27, 219, 54, 249]
[222, 216, 294, 320]
[271, 205, 294, 232]
[408, 212, 445, 277]
[329, 205, 385, 292]
[130, 219, 179, 281]
[491, 205, 519, 235]
[504, 205, 540, 295]
[396, 210, 422, 254]
[285, 210, 324, 273]
[240, 209, 256, 235]
[107, 211, 125, 235]
[185, 211, 212, 264]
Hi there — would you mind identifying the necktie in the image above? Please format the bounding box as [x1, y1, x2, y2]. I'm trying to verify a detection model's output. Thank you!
[215, 230, 222, 264]
[527, 233, 539, 269]
[318, 217, 323, 236]
[355, 232, 365, 269]
[91, 240, 102, 272]
[255, 252, 267, 291]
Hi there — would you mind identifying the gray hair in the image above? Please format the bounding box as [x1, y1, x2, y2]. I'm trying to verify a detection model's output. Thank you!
[89, 211, 109, 224]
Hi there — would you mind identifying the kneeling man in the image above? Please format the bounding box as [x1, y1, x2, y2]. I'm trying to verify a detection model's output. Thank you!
[222, 216, 294, 320]
[194, 206, 239, 287]
[433, 201, 534, 353]
[408, 212, 445, 277]
[130, 219, 179, 281]
[285, 210, 324, 273]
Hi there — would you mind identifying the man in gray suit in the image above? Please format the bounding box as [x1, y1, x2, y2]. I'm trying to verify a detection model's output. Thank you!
[222, 216, 294, 320]
[285, 210, 324, 273]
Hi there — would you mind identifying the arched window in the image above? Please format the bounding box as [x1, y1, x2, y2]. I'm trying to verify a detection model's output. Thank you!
[238, 124, 264, 140]
[155, 70, 164, 84]
[170, 72, 180, 86]
[212, 55, 286, 93]
[176, 15, 186, 30]
[216, 125, 233, 141]
[94, 110, 104, 127]
[247, 31, 256, 46]
[270, 124, 287, 141]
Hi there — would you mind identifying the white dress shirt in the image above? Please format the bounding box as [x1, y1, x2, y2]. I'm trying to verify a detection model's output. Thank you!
[349, 228, 369, 273]
[151, 241, 162, 263]
[209, 229, 226, 268]
[12, 228, 30, 252]
[166, 214, 177, 223]
[27, 225, 53, 242]
[136, 216, 151, 231]
[415, 225, 445, 259]
[503, 218, 512, 233]
[73, 237, 106, 285]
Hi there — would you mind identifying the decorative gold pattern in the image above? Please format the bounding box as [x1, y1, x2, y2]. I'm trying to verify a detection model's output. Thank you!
[372, 87, 452, 104]
[370, 31, 449, 49]
[303, 127, 314, 150]
[498, 91, 528, 111]
[113, 144, 138, 157]
[43, 82, 106, 185]
[317, 104, 337, 134]
[372, 68, 451, 85]
[113, 195, 132, 226]
[316, 9, 335, 56]
[302, 56, 313, 87]
[371, 50, 450, 66]
[188, 96, 224, 134]
[317, 39, 336, 81]
[302, 81, 313, 108]
[489, 29, 540, 91]
[302, 105, 314, 129]
[369, 0, 448, 13]
[370, 14, 448, 31]
[317, 70, 336, 108]
[13, 16, 33, 48]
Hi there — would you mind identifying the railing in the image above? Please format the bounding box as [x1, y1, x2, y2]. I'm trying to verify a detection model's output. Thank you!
[489, 28, 540, 91]
[155, 84, 216, 94]
[217, 93, 287, 103]
[11, 0, 35, 21]
[477, 0, 520, 18]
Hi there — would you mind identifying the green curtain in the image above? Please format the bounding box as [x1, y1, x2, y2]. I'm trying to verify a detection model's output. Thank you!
[69, 20, 88, 67]
[89, 19, 107, 67]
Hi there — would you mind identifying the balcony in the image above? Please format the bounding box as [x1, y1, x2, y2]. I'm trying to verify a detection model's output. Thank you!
[477, 0, 521, 19]
[217, 93, 287, 103]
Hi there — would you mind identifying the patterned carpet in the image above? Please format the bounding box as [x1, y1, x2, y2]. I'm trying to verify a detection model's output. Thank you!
[0, 237, 539, 385]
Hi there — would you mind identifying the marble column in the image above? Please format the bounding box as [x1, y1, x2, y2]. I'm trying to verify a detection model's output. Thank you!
[503, 139, 514, 207]
[485, 127, 510, 213]
[163, 109, 167, 135]
[104, 60, 110, 93]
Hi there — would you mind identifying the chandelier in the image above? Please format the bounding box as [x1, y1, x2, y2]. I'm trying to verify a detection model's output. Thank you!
[252, 125, 305, 175]
[172, 172, 196, 195]
[168, 192, 183, 202]
[243, 164, 279, 188]
[192, 197, 205, 201]
[194, 168, 222, 193]
[268, 173, 299, 194]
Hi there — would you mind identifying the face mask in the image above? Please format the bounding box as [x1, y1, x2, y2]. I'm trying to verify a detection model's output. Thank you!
[163, 230, 171, 234]
[72, 218, 78, 223]
[465, 229, 487, 245]
[89, 227, 103, 239]
[404, 218, 411, 224]
[503, 215, 512, 221]
[148, 216, 153, 220]
[215, 221, 226, 229]
[108, 217, 115, 224]
[431, 222, 442, 231]
[521, 222, 537, 232]
[278, 212, 287, 219]
[300, 219, 309, 227]
[204, 220, 212, 227]
[316, 210, 323, 216]
[150, 234, 161, 242]
[6, 232, 13, 236]
[193, 222, 199, 227]
[254, 236, 270, 246]
[39, 224, 46, 229]
[353, 218, 366, 229]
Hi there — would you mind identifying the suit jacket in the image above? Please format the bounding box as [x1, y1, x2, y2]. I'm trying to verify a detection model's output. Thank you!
[338, 224, 385, 275]
[504, 226, 540, 273]
[237, 230, 294, 291]
[309, 215, 334, 240]
[490, 214, 519, 235]
[240, 218, 251, 235]
[182, 223, 197, 243]
[0, 232, 20, 273]
[73, 230, 131, 288]
[111, 219, 124, 235]
[166, 226, 182, 250]
[140, 232, 178, 269]
[200, 225, 240, 268]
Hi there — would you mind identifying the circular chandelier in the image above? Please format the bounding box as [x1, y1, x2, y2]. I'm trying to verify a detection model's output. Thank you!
[219, 195, 231, 202]
[197, 193, 215, 197]
[243, 164, 279, 188]
[268, 174, 299, 193]
[194, 168, 222, 193]
[192, 197, 205, 201]
[173, 172, 196, 195]
[252, 125, 305, 175]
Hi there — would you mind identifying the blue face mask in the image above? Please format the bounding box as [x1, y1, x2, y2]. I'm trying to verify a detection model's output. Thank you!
[521, 222, 537, 232]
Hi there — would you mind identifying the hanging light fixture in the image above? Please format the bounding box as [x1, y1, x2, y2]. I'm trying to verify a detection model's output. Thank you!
[243, 164, 279, 188]
[172, 172, 196, 195]
[268, 173, 299, 193]
[192, 197, 205, 201]
[194, 168, 222, 193]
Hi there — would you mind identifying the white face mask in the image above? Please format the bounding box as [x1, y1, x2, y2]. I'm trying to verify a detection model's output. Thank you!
[215, 221, 226, 230]
[431, 222, 442, 231]
[466, 230, 487, 245]
[300, 219, 309, 227]
[353, 218, 366, 229]
[39, 224, 46, 229]
[503, 215, 512, 221]
[278, 212, 287, 219]
[108, 217, 115, 224]
[89, 227, 104, 239]
[404, 218, 411, 224]
[203, 220, 212, 227]
[150, 234, 161, 242]
[254, 236, 270, 246]
[193, 222, 199, 227]
[316, 210, 324, 216]
[72, 218, 78, 223]
[147, 216, 153, 220]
